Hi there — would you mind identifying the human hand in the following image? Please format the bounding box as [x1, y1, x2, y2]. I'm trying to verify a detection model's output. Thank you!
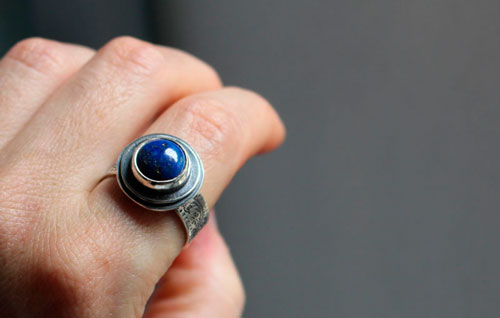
[0, 37, 285, 317]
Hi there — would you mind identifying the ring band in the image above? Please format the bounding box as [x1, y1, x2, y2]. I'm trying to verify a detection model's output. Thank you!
[111, 133, 209, 245]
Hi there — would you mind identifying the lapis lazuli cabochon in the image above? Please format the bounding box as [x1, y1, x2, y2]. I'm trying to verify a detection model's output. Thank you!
[136, 139, 186, 181]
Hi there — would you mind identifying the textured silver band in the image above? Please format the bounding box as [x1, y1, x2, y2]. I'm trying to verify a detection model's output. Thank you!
[106, 164, 209, 245]
[175, 193, 209, 244]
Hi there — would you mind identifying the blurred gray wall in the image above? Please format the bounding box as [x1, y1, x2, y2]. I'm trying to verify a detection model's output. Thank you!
[3, 1, 500, 317]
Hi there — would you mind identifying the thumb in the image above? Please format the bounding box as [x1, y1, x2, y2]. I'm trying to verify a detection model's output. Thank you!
[144, 211, 245, 318]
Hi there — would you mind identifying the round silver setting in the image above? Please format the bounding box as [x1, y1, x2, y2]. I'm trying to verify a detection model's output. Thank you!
[115, 133, 209, 244]
[131, 137, 191, 191]
[116, 133, 204, 211]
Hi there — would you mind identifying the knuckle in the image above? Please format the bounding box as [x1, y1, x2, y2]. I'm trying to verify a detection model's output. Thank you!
[227, 86, 273, 110]
[4, 37, 65, 75]
[178, 96, 242, 158]
[197, 61, 222, 88]
[162, 47, 222, 88]
[101, 36, 164, 75]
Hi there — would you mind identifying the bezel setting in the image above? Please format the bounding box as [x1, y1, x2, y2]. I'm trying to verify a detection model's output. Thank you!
[116, 133, 204, 211]
[131, 137, 191, 191]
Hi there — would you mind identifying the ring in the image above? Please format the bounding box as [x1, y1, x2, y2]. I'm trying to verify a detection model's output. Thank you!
[111, 133, 209, 245]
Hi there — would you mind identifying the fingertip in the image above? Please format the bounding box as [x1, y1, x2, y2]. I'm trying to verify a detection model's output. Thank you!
[272, 111, 287, 148]
[259, 108, 287, 154]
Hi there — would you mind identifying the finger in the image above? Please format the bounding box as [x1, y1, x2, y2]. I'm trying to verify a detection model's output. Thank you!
[87, 87, 284, 315]
[0, 38, 94, 148]
[144, 211, 245, 318]
[4, 36, 221, 187]
[146, 87, 286, 207]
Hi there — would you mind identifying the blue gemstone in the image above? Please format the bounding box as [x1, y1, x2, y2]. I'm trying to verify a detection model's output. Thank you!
[136, 139, 186, 181]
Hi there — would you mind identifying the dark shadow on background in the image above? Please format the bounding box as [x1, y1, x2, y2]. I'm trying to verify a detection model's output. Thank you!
[148, 1, 184, 48]
[0, 1, 32, 53]
[3, 0, 155, 49]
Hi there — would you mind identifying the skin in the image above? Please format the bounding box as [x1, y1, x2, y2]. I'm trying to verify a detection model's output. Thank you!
[0, 37, 285, 317]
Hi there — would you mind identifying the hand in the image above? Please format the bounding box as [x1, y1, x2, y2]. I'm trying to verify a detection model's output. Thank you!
[0, 37, 285, 317]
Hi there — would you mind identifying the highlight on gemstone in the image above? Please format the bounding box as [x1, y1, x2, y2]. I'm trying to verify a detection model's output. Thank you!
[135, 139, 186, 181]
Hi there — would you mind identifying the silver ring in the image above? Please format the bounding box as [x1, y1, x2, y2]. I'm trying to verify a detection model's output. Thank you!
[111, 133, 209, 245]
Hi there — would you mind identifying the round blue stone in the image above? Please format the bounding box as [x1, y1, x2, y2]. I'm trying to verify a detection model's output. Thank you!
[136, 139, 186, 181]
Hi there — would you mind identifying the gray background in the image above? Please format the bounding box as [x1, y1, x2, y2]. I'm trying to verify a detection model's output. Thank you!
[2, 1, 500, 317]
